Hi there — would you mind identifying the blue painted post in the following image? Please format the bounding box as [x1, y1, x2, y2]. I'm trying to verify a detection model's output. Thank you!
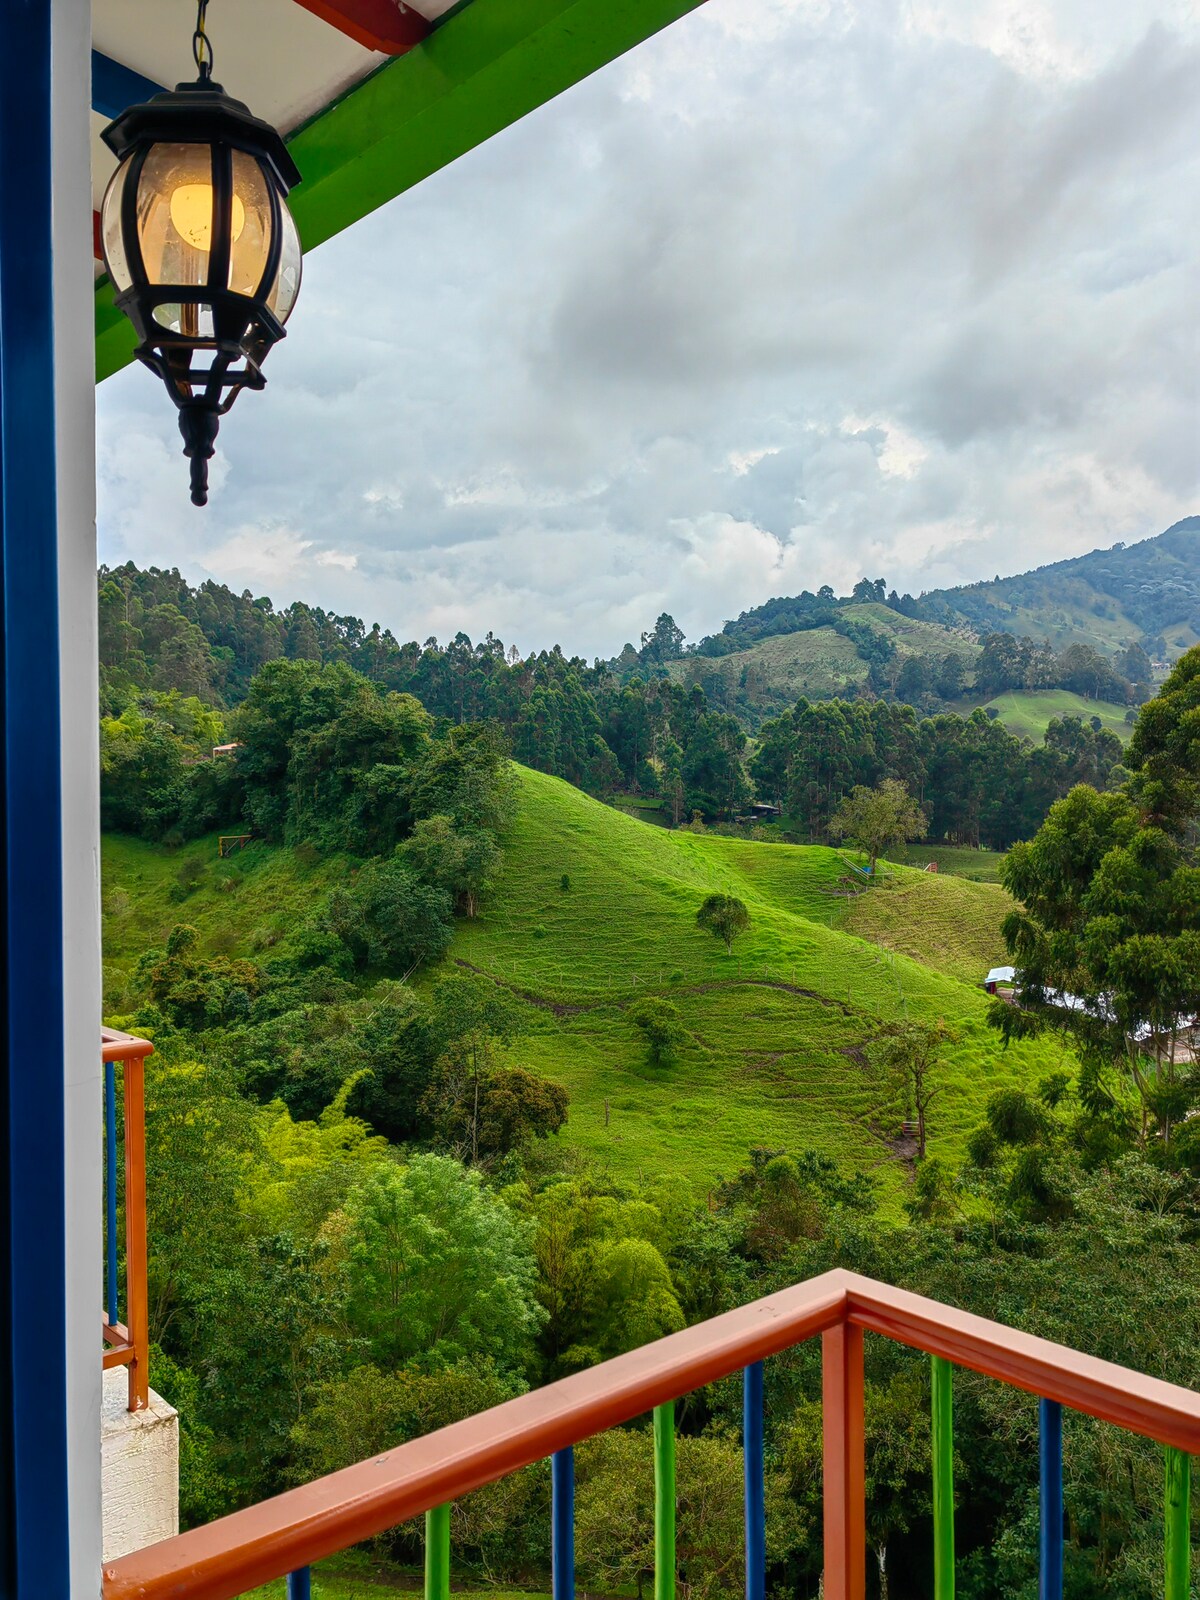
[287, 1571, 312, 1600]
[1039, 1399, 1063, 1600]
[744, 1362, 765, 1600]
[1, 0, 73, 1589]
[106, 1060, 119, 1326]
[552, 1446, 575, 1600]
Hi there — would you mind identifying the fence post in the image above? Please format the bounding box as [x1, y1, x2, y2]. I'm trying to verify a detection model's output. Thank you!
[744, 1362, 765, 1600]
[105, 1059, 118, 1328]
[932, 1356, 954, 1600]
[425, 1504, 451, 1600]
[552, 1446, 575, 1600]
[654, 1401, 676, 1600]
[1039, 1399, 1063, 1600]
[822, 1320, 865, 1600]
[123, 1050, 149, 1411]
[1164, 1446, 1191, 1600]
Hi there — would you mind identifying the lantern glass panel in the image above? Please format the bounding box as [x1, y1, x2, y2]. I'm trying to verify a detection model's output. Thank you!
[266, 203, 302, 324]
[228, 149, 275, 298]
[101, 156, 134, 292]
[137, 142, 216, 286]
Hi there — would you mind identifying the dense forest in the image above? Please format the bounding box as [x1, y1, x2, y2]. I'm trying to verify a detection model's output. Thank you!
[99, 564, 1130, 849]
[103, 647, 1200, 1598]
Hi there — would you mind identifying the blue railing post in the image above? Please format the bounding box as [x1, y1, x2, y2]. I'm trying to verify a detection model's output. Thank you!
[105, 1059, 119, 1326]
[552, 1446, 575, 1600]
[286, 1571, 311, 1600]
[744, 1362, 765, 1600]
[1039, 1399, 1063, 1600]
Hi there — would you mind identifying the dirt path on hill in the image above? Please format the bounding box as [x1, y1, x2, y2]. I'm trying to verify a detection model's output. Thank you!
[452, 959, 856, 1017]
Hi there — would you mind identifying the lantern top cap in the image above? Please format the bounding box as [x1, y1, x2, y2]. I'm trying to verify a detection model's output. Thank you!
[101, 78, 302, 194]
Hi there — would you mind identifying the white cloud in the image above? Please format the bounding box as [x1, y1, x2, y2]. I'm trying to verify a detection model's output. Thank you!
[96, 0, 1200, 658]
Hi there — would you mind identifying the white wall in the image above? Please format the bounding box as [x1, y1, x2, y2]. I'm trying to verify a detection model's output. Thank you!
[53, 0, 103, 1591]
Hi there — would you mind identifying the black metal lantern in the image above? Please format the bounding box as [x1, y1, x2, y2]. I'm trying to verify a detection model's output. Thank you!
[99, 20, 301, 506]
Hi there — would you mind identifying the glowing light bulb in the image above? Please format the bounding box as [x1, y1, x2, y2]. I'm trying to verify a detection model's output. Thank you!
[169, 183, 246, 251]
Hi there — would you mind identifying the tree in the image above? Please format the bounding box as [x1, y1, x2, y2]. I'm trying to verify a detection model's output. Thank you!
[401, 813, 502, 917]
[628, 997, 687, 1066]
[575, 1428, 804, 1600]
[872, 1020, 955, 1160]
[327, 858, 454, 975]
[992, 775, 1200, 1148]
[829, 779, 926, 876]
[338, 1155, 544, 1369]
[1125, 646, 1200, 834]
[696, 893, 751, 955]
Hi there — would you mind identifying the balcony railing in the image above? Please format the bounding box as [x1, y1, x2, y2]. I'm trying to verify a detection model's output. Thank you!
[101, 1027, 153, 1413]
[101, 1268, 1198, 1600]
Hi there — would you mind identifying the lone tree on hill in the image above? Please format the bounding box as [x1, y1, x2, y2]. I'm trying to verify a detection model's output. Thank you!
[696, 892, 751, 954]
[628, 997, 687, 1066]
[872, 1018, 956, 1161]
[829, 779, 926, 878]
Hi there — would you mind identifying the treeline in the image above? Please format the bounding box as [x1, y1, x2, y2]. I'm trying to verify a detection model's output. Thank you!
[752, 698, 1125, 848]
[98, 566, 750, 819]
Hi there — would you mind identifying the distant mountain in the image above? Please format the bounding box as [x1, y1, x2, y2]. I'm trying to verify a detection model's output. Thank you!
[917, 518, 1200, 660]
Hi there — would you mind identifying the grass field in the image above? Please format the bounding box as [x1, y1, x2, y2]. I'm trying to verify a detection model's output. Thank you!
[102, 765, 1064, 1211]
[892, 844, 1006, 883]
[840, 603, 979, 663]
[666, 627, 868, 704]
[979, 689, 1132, 742]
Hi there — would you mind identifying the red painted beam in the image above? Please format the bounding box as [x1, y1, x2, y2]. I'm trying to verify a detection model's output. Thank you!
[291, 0, 431, 54]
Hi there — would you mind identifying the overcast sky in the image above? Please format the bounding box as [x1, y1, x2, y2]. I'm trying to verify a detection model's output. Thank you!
[96, 0, 1199, 659]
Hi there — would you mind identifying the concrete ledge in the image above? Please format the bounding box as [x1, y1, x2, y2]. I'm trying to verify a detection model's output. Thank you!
[102, 1367, 179, 1562]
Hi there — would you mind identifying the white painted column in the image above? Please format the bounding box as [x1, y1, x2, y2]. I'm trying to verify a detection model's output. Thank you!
[52, 1, 104, 1592]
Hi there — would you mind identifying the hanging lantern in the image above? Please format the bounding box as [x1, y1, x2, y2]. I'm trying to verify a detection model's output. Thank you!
[99, 11, 301, 506]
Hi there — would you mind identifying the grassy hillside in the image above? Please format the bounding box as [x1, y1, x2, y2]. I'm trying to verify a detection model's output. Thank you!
[102, 765, 1062, 1212]
[668, 626, 868, 709]
[448, 769, 1060, 1207]
[839, 602, 978, 662]
[923, 518, 1200, 656]
[978, 689, 1132, 743]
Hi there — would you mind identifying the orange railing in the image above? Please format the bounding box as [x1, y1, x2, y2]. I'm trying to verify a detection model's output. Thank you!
[101, 1027, 153, 1413]
[101, 1267, 1199, 1600]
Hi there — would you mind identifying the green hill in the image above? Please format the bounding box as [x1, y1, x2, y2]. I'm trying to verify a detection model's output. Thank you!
[977, 689, 1132, 743]
[923, 517, 1200, 658]
[437, 768, 1058, 1205]
[101, 764, 1064, 1212]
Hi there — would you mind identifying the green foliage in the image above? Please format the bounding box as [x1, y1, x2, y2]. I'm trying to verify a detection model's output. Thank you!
[574, 1427, 805, 1599]
[696, 892, 751, 954]
[994, 761, 1200, 1146]
[401, 814, 501, 918]
[338, 1155, 544, 1370]
[628, 996, 687, 1065]
[1126, 645, 1200, 834]
[327, 858, 454, 976]
[829, 778, 927, 875]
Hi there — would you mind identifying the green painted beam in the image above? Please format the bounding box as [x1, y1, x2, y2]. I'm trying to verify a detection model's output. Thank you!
[95, 0, 707, 381]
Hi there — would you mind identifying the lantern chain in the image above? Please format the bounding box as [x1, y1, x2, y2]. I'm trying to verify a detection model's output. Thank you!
[193, 0, 215, 82]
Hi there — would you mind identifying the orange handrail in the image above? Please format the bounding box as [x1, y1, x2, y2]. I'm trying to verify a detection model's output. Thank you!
[101, 1027, 153, 1412]
[101, 1267, 1200, 1600]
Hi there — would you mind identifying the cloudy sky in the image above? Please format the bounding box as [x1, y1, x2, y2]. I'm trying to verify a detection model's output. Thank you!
[96, 0, 1199, 659]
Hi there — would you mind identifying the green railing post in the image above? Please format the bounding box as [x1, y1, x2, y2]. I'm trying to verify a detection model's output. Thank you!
[654, 1401, 676, 1600]
[1164, 1447, 1191, 1600]
[425, 1503, 451, 1600]
[932, 1355, 954, 1600]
